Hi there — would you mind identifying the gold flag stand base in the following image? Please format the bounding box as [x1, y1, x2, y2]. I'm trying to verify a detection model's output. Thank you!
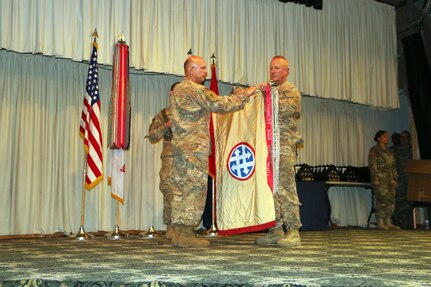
[105, 225, 129, 240]
[139, 225, 161, 239]
[200, 224, 218, 237]
[69, 225, 95, 240]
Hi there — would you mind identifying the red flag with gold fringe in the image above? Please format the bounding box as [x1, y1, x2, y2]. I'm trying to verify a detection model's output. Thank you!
[108, 40, 131, 150]
[108, 39, 131, 203]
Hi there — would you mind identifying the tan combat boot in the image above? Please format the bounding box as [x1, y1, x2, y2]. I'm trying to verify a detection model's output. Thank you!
[384, 218, 400, 230]
[173, 225, 210, 248]
[255, 227, 284, 245]
[171, 224, 182, 246]
[377, 218, 388, 230]
[277, 229, 301, 247]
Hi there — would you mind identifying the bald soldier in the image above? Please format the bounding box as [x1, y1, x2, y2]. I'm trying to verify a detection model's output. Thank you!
[169, 55, 258, 248]
[255, 56, 303, 247]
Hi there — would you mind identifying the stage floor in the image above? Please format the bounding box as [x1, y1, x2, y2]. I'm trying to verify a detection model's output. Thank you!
[1, 228, 430, 287]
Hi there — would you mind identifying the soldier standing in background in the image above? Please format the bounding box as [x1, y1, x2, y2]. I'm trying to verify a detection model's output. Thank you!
[368, 130, 400, 230]
[147, 82, 179, 239]
[393, 130, 413, 229]
[169, 55, 259, 248]
[389, 132, 400, 152]
[255, 56, 303, 247]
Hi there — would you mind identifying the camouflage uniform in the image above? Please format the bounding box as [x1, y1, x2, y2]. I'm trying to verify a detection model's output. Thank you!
[148, 108, 174, 226]
[170, 79, 250, 226]
[392, 143, 413, 229]
[368, 145, 398, 220]
[275, 81, 302, 230]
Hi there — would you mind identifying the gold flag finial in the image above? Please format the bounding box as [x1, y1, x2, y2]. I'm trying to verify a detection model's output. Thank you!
[92, 29, 99, 39]
[210, 53, 216, 64]
[117, 33, 126, 42]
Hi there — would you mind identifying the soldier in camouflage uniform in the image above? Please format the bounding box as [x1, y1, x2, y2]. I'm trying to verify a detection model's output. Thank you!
[255, 56, 303, 247]
[389, 132, 400, 152]
[368, 130, 400, 230]
[169, 55, 258, 248]
[392, 131, 413, 229]
[147, 82, 179, 239]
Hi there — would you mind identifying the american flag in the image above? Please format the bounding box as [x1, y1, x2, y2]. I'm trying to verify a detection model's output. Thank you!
[80, 39, 104, 190]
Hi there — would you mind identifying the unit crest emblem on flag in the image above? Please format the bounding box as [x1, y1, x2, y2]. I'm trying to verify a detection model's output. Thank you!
[227, 142, 256, 181]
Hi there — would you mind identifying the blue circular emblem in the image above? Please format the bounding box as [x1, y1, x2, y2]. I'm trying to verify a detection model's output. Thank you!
[227, 142, 256, 181]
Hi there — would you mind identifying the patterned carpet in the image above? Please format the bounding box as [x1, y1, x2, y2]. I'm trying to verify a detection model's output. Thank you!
[1, 228, 431, 287]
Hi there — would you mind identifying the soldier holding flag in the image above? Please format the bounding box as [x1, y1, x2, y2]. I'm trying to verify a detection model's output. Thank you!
[169, 55, 259, 248]
[255, 56, 303, 247]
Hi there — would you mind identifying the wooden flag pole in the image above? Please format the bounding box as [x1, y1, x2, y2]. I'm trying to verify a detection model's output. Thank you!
[201, 53, 219, 237]
[106, 199, 129, 240]
[202, 180, 218, 237]
[70, 155, 94, 240]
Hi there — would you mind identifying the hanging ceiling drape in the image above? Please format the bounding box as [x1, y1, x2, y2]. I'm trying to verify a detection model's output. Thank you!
[0, 0, 398, 108]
